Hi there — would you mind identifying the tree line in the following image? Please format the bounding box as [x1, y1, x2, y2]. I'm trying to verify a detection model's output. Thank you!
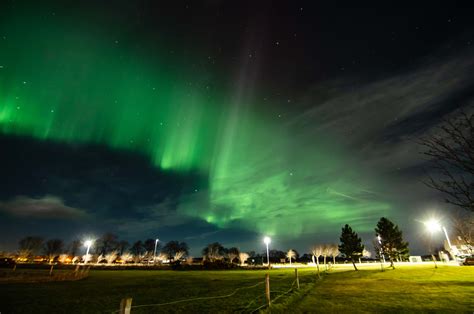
[11, 216, 409, 269]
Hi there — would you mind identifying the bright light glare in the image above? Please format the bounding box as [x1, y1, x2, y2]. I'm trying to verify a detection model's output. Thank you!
[424, 218, 442, 233]
[264, 236, 271, 245]
[84, 240, 93, 247]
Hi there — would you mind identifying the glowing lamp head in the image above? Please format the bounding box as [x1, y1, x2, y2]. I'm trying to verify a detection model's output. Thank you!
[84, 240, 93, 247]
[425, 219, 442, 233]
[263, 236, 271, 245]
[155, 238, 159, 243]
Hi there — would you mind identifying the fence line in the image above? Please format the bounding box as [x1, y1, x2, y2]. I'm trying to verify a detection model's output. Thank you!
[114, 280, 265, 313]
[115, 269, 325, 313]
[239, 293, 266, 313]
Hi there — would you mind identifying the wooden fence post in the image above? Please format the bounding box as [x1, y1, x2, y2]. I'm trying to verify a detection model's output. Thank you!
[265, 273, 271, 307]
[12, 264, 16, 272]
[295, 268, 300, 289]
[119, 298, 133, 314]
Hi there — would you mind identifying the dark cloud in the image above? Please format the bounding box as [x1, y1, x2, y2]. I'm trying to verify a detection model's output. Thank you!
[0, 195, 87, 219]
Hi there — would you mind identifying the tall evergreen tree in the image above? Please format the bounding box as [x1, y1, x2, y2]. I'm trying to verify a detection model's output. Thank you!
[375, 217, 409, 269]
[339, 224, 364, 271]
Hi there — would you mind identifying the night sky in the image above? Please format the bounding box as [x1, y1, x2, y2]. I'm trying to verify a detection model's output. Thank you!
[1, 1, 473, 256]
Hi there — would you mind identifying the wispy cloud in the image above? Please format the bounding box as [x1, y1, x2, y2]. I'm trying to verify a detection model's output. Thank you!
[0, 195, 87, 219]
[110, 198, 195, 236]
[294, 51, 474, 172]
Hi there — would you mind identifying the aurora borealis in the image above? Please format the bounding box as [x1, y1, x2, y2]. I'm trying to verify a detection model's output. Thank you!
[1, 1, 473, 254]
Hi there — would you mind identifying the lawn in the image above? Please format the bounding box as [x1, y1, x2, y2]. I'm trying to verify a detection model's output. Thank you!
[0, 267, 308, 313]
[276, 265, 474, 313]
[0, 265, 472, 313]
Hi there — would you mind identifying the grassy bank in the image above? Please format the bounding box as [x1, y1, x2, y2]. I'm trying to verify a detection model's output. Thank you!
[274, 265, 474, 313]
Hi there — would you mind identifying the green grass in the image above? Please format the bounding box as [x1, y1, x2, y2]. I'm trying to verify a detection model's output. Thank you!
[0, 268, 306, 313]
[0, 265, 472, 313]
[273, 265, 474, 314]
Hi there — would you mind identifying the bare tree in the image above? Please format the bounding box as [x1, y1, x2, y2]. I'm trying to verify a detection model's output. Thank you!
[226, 247, 240, 264]
[18, 236, 44, 258]
[156, 253, 168, 262]
[286, 249, 296, 266]
[95, 233, 119, 256]
[239, 252, 249, 266]
[58, 254, 69, 264]
[174, 250, 186, 261]
[321, 244, 330, 270]
[69, 239, 81, 257]
[451, 210, 473, 254]
[44, 239, 64, 263]
[97, 254, 106, 264]
[311, 245, 323, 277]
[120, 253, 133, 264]
[329, 244, 340, 264]
[105, 251, 118, 264]
[162, 241, 189, 260]
[421, 111, 474, 213]
[118, 240, 130, 255]
[202, 242, 226, 262]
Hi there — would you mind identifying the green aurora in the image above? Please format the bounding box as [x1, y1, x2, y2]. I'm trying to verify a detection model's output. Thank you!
[0, 11, 390, 238]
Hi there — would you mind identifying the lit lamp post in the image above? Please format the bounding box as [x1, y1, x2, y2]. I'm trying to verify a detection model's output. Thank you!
[153, 238, 159, 265]
[264, 236, 271, 267]
[84, 240, 93, 264]
[424, 218, 454, 266]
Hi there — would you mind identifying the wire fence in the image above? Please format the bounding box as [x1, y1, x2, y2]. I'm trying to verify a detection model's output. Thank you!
[113, 268, 327, 313]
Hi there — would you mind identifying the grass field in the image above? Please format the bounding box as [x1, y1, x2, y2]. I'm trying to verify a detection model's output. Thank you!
[275, 265, 474, 313]
[0, 267, 308, 313]
[0, 265, 472, 313]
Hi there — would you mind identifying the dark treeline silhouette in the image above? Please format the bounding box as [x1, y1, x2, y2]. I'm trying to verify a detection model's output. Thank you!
[7, 216, 418, 267]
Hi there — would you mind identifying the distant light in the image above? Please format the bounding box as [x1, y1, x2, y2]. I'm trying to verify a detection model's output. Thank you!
[424, 218, 442, 233]
[264, 236, 271, 245]
[84, 240, 93, 247]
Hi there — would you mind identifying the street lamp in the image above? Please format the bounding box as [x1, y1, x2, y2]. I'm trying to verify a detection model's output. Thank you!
[425, 219, 452, 248]
[264, 236, 271, 267]
[424, 218, 454, 263]
[84, 240, 93, 264]
[153, 238, 159, 265]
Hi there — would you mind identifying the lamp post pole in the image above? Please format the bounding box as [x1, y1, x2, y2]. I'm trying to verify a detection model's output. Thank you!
[84, 240, 92, 264]
[423, 218, 452, 267]
[153, 239, 159, 265]
[264, 237, 271, 267]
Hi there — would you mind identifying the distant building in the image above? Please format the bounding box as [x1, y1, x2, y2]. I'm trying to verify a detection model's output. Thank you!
[409, 256, 422, 263]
